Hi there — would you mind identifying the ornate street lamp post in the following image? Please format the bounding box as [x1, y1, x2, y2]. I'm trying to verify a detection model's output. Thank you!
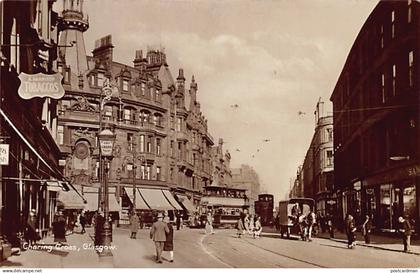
[98, 128, 116, 256]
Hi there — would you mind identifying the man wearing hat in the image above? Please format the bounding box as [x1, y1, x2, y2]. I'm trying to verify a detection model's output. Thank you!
[150, 212, 169, 263]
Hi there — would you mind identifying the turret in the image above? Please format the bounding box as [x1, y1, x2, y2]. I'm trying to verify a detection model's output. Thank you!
[58, 0, 89, 76]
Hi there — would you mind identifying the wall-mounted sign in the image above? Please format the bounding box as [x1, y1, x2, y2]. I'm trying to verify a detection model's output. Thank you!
[18, 72, 65, 100]
[0, 144, 9, 165]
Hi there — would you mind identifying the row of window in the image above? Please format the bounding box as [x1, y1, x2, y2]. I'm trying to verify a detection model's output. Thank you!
[380, 50, 415, 104]
[124, 163, 162, 181]
[127, 133, 162, 155]
[89, 72, 161, 103]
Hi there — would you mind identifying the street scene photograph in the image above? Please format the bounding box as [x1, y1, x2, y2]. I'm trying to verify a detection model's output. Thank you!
[0, 0, 420, 270]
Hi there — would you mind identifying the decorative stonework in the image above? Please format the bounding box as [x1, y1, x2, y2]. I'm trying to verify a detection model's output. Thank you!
[70, 96, 96, 112]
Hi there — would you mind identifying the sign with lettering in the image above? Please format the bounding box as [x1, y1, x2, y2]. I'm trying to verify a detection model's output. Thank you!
[18, 72, 65, 100]
[100, 140, 113, 156]
[0, 144, 9, 165]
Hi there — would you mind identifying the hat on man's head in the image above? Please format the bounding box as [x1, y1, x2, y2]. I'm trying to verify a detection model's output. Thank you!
[31, 209, 36, 213]
[157, 212, 164, 219]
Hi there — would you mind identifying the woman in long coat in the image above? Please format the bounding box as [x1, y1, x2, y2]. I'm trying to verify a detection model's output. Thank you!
[163, 217, 174, 262]
[237, 214, 245, 238]
[129, 213, 140, 239]
[26, 209, 40, 246]
[53, 211, 67, 245]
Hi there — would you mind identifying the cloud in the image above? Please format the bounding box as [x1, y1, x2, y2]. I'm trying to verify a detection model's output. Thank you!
[79, 0, 377, 203]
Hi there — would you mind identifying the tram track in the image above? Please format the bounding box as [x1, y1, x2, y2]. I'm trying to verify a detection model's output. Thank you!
[202, 230, 327, 268]
[242, 237, 327, 268]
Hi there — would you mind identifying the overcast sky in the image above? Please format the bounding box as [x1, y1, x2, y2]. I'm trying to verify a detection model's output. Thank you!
[72, 0, 378, 203]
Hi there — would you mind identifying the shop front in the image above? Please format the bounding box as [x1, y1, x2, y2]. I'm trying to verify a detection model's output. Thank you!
[363, 163, 420, 233]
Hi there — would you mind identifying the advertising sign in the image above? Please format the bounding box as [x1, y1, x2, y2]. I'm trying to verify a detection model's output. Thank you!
[100, 140, 114, 156]
[18, 72, 65, 100]
[0, 144, 9, 165]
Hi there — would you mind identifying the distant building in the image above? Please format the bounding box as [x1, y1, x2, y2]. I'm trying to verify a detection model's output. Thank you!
[231, 165, 261, 214]
[290, 165, 304, 198]
[301, 98, 334, 217]
[210, 138, 232, 188]
[330, 0, 419, 232]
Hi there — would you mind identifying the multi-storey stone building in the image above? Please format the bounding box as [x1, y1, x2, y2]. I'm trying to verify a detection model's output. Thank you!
[301, 99, 334, 217]
[231, 165, 260, 214]
[330, 0, 419, 231]
[56, 0, 222, 219]
[0, 0, 82, 253]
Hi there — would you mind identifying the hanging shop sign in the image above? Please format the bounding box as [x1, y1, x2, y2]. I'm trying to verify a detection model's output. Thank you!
[18, 72, 65, 100]
[0, 144, 9, 165]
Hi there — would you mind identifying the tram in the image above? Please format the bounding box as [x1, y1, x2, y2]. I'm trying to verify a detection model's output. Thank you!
[200, 186, 249, 228]
[254, 194, 274, 226]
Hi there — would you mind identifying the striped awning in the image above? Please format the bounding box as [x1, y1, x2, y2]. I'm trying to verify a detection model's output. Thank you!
[138, 188, 176, 210]
[162, 190, 183, 210]
[124, 187, 150, 210]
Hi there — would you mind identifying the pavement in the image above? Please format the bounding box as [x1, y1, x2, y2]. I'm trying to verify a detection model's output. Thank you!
[262, 226, 420, 255]
[2, 226, 419, 268]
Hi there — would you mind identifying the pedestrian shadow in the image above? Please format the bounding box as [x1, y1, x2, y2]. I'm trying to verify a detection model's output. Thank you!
[262, 234, 300, 241]
[320, 243, 349, 250]
[0, 260, 23, 267]
[142, 254, 157, 262]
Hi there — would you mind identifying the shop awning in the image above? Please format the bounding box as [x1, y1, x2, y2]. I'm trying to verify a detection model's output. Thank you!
[138, 188, 176, 210]
[83, 192, 120, 212]
[162, 190, 183, 210]
[176, 194, 197, 212]
[57, 190, 86, 210]
[123, 187, 150, 210]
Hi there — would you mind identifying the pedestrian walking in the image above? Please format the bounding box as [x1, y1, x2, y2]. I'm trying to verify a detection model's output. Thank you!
[129, 212, 140, 239]
[205, 212, 214, 234]
[163, 216, 174, 262]
[345, 213, 357, 249]
[236, 215, 245, 238]
[362, 215, 372, 244]
[253, 216, 263, 239]
[176, 212, 181, 231]
[398, 216, 412, 252]
[244, 214, 250, 234]
[150, 213, 169, 263]
[307, 210, 316, 241]
[248, 214, 255, 235]
[327, 214, 334, 238]
[26, 209, 40, 246]
[79, 212, 86, 234]
[298, 214, 307, 241]
[52, 211, 67, 246]
[275, 213, 280, 231]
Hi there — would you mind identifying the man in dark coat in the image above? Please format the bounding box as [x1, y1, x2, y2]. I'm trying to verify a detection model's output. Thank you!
[79, 212, 87, 234]
[345, 213, 356, 248]
[398, 216, 412, 252]
[362, 215, 372, 244]
[150, 213, 169, 263]
[176, 212, 181, 230]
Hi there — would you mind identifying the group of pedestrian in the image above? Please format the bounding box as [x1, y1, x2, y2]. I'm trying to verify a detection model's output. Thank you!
[344, 213, 412, 253]
[236, 212, 263, 239]
[150, 212, 174, 263]
[290, 205, 317, 242]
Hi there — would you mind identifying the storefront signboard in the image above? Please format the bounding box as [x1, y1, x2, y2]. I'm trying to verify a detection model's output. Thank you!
[0, 144, 9, 165]
[18, 72, 65, 100]
[364, 163, 420, 187]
